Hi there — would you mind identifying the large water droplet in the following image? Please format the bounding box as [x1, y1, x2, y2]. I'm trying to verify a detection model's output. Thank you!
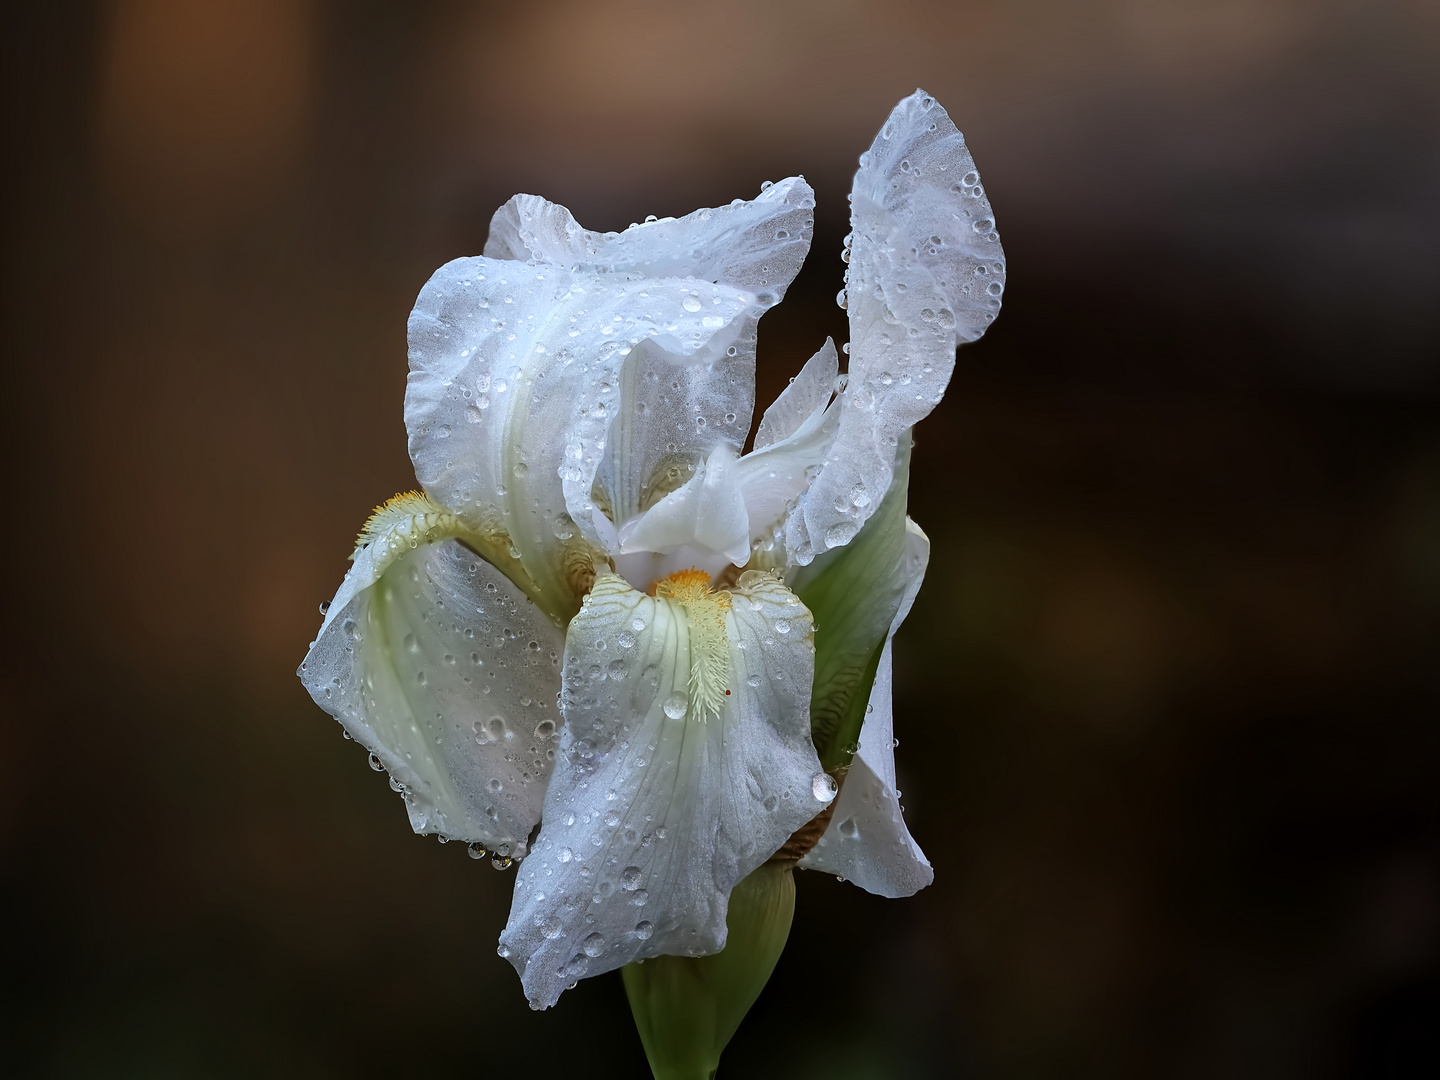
[662, 693, 688, 720]
[634, 921, 654, 940]
[812, 771, 837, 803]
[581, 932, 606, 957]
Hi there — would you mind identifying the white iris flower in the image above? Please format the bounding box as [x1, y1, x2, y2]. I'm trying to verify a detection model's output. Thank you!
[300, 89, 1004, 1010]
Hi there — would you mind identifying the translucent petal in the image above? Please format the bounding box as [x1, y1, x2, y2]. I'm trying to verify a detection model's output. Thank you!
[731, 355, 840, 552]
[406, 259, 755, 619]
[786, 89, 1004, 563]
[798, 641, 933, 897]
[499, 571, 827, 1009]
[753, 338, 839, 451]
[518, 178, 815, 534]
[485, 178, 815, 295]
[299, 538, 565, 855]
[799, 518, 931, 895]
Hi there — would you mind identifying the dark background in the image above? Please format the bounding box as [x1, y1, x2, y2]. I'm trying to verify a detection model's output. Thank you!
[3, 2, 1437, 1076]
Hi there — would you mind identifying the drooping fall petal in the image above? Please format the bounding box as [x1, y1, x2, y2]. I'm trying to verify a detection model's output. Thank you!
[499, 571, 830, 1009]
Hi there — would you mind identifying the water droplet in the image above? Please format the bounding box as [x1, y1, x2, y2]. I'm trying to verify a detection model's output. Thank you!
[682, 294, 702, 312]
[468, 842, 488, 860]
[972, 217, 995, 234]
[488, 778, 503, 793]
[368, 753, 385, 772]
[558, 846, 573, 863]
[835, 287, 848, 310]
[621, 866, 642, 891]
[812, 771, 837, 803]
[662, 693, 688, 720]
[634, 921, 654, 940]
[318, 600, 331, 615]
[838, 817, 859, 839]
[581, 932, 606, 957]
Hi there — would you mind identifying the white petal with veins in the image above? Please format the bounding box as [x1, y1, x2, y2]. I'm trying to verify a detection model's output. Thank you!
[406, 261, 753, 617]
[753, 338, 840, 451]
[485, 179, 816, 547]
[300, 539, 565, 855]
[786, 89, 1004, 563]
[500, 571, 827, 1009]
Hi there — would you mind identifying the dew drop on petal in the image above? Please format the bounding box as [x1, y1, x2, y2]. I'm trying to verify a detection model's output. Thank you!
[662, 693, 688, 720]
[812, 771, 837, 803]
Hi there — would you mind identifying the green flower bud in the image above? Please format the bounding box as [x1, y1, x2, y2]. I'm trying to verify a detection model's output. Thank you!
[622, 861, 795, 1080]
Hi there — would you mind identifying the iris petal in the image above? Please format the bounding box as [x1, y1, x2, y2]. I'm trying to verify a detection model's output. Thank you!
[407, 179, 817, 614]
[407, 261, 752, 619]
[299, 538, 565, 855]
[786, 88, 1005, 563]
[752, 337, 840, 452]
[499, 571, 827, 1009]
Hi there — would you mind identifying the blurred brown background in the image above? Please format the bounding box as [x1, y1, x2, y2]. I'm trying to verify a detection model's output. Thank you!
[2, 1, 1437, 1076]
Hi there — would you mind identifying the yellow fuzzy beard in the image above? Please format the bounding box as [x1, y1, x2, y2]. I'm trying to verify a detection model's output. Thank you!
[654, 569, 732, 724]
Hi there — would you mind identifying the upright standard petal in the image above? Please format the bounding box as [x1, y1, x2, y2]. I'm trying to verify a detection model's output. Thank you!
[300, 521, 565, 857]
[752, 338, 840, 452]
[485, 178, 815, 296]
[798, 519, 933, 897]
[786, 89, 1005, 563]
[499, 571, 829, 1009]
[505, 178, 817, 540]
[406, 260, 754, 620]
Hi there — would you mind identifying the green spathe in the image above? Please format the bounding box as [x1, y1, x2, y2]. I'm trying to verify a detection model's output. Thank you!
[622, 861, 795, 1080]
[791, 435, 915, 771]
